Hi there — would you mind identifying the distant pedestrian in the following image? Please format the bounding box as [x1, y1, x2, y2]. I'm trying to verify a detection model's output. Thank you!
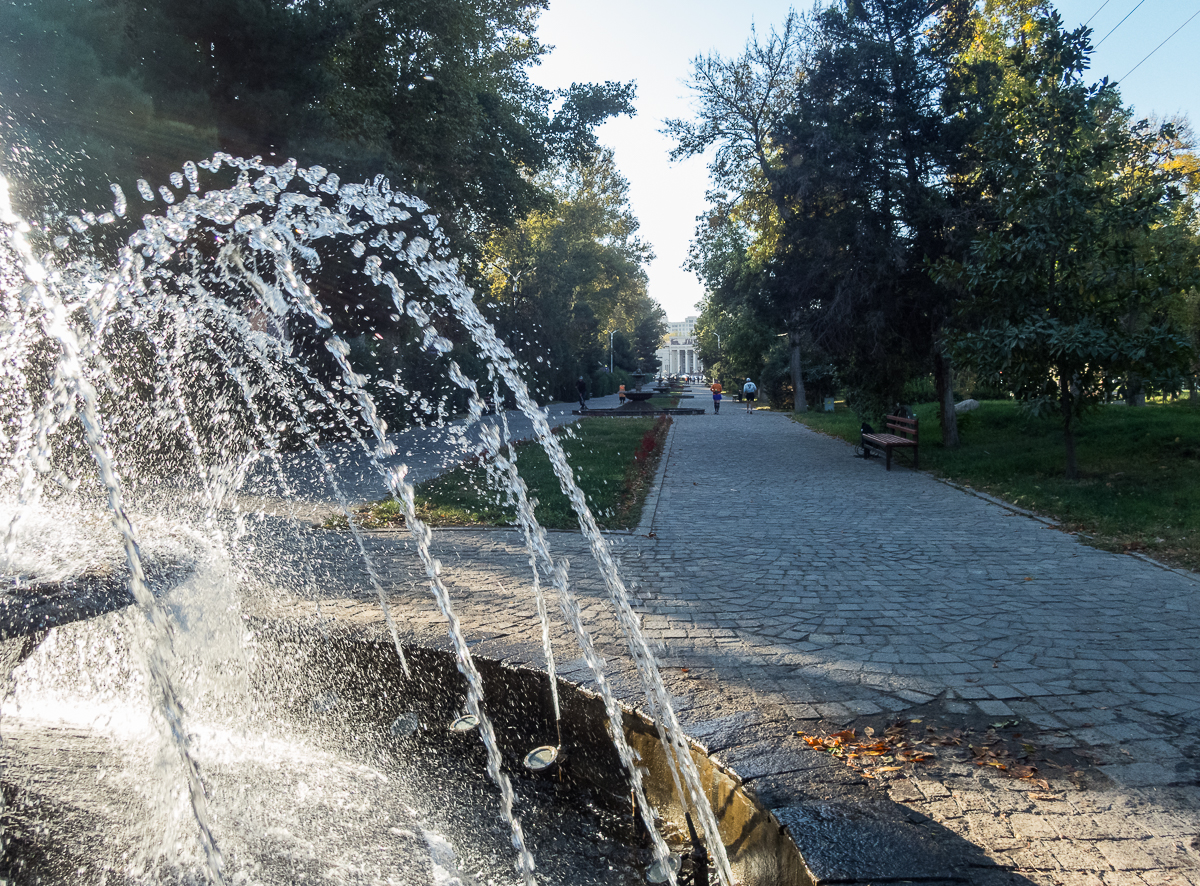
[743, 378, 757, 413]
[577, 375, 587, 409]
[618, 383, 626, 405]
[709, 380, 723, 414]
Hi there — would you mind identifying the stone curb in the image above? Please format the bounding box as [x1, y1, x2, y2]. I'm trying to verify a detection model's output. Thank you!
[934, 476, 1200, 586]
[635, 415, 677, 537]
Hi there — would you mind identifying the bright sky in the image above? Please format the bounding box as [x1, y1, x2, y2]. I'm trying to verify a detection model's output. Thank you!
[530, 0, 1200, 322]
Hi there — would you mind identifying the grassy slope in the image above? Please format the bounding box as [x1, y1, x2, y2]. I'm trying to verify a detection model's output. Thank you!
[340, 416, 670, 532]
[795, 400, 1200, 571]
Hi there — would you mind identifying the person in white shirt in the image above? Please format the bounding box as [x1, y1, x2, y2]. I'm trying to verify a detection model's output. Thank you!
[742, 378, 757, 412]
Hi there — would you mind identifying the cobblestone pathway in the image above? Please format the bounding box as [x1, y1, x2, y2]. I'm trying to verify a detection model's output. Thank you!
[631, 403, 1200, 885]
[250, 391, 1200, 885]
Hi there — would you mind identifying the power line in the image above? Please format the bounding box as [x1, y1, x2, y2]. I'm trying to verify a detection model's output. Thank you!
[1096, 0, 1149, 47]
[1120, 7, 1200, 80]
[1085, 0, 1114, 27]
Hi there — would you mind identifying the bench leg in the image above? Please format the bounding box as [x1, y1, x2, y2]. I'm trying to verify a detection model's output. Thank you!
[885, 446, 892, 471]
[913, 447, 918, 470]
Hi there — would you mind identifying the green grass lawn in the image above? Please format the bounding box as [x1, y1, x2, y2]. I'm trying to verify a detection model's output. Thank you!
[332, 415, 671, 532]
[795, 400, 1200, 571]
[646, 394, 681, 408]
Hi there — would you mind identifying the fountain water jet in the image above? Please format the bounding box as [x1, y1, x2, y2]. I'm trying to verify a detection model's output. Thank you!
[0, 155, 738, 885]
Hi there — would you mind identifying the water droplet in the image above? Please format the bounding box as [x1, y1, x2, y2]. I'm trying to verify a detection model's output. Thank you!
[311, 692, 341, 713]
[389, 712, 421, 737]
[109, 183, 127, 217]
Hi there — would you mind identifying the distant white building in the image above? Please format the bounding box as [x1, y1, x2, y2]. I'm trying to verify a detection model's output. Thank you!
[666, 317, 697, 339]
[656, 315, 704, 377]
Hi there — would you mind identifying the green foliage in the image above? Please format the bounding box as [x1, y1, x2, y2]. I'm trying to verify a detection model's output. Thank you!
[675, 0, 974, 426]
[632, 310, 667, 374]
[679, 2, 1200, 466]
[0, 0, 633, 241]
[609, 331, 637, 373]
[663, 10, 803, 197]
[904, 375, 939, 404]
[589, 367, 633, 398]
[0, 0, 654, 415]
[951, 318, 1193, 416]
[481, 148, 658, 402]
[770, 0, 972, 417]
[343, 416, 668, 530]
[935, 12, 1200, 475]
[758, 337, 794, 409]
[693, 294, 775, 390]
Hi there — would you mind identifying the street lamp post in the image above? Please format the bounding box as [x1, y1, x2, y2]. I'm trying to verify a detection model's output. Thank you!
[609, 329, 615, 374]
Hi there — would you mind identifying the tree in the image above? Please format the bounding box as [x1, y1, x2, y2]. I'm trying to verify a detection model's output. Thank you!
[771, 0, 973, 436]
[0, 0, 634, 244]
[320, 2, 634, 235]
[632, 306, 668, 374]
[609, 330, 637, 373]
[666, 12, 812, 410]
[481, 148, 656, 400]
[694, 293, 777, 395]
[938, 14, 1200, 477]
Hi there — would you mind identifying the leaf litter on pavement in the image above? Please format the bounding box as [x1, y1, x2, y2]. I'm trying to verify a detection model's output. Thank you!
[797, 718, 1085, 790]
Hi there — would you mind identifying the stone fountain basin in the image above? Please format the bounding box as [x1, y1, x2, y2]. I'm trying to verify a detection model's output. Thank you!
[283, 629, 982, 885]
[1, 599, 991, 886]
[264, 629, 812, 886]
[0, 617, 807, 885]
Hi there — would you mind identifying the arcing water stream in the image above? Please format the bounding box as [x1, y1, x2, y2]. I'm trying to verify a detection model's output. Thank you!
[0, 156, 735, 885]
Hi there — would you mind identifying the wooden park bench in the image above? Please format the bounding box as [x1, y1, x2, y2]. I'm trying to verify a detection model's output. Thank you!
[862, 414, 918, 471]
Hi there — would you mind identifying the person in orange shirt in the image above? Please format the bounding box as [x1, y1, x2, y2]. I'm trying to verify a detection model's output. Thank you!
[709, 380, 723, 413]
[618, 384, 626, 405]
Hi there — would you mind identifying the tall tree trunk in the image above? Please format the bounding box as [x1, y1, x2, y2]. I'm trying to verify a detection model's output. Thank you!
[1124, 372, 1146, 406]
[933, 350, 960, 449]
[1061, 371, 1078, 479]
[789, 328, 807, 413]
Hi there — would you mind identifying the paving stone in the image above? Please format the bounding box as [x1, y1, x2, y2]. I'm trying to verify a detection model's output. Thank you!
[1049, 840, 1114, 874]
[1052, 873, 1107, 886]
[886, 780, 924, 804]
[995, 841, 1063, 873]
[1010, 813, 1064, 840]
[265, 399, 1200, 886]
[977, 699, 1017, 716]
[1094, 840, 1161, 870]
[965, 811, 1019, 846]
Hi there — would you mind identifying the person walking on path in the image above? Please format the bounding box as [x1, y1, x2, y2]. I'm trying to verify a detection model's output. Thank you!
[709, 380, 723, 413]
[576, 375, 587, 410]
[618, 383, 626, 406]
[742, 378, 757, 413]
